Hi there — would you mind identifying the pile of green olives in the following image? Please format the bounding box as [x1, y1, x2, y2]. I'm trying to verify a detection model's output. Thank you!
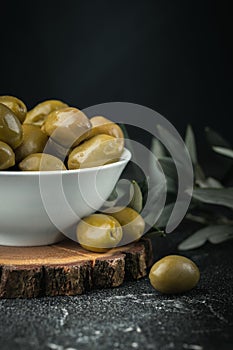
[76, 207, 145, 253]
[0, 96, 124, 171]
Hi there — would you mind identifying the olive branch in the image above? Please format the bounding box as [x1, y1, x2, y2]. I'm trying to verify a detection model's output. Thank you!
[110, 125, 233, 250]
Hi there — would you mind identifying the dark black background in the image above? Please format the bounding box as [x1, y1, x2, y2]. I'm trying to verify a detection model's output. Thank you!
[0, 0, 232, 146]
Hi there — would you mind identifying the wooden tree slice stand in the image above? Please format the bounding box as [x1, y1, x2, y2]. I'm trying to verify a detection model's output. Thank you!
[0, 238, 153, 299]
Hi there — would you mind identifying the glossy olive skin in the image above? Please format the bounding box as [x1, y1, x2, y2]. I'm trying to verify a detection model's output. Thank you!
[0, 103, 23, 149]
[149, 255, 200, 294]
[15, 124, 48, 163]
[24, 100, 68, 126]
[0, 141, 15, 170]
[105, 207, 145, 245]
[68, 134, 124, 169]
[0, 96, 27, 123]
[42, 107, 92, 147]
[44, 137, 70, 160]
[88, 116, 124, 146]
[76, 214, 123, 253]
[19, 153, 67, 171]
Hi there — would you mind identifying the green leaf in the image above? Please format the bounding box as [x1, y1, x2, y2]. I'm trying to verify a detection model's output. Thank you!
[178, 226, 211, 250]
[205, 127, 231, 148]
[158, 157, 177, 180]
[155, 202, 175, 228]
[145, 230, 166, 238]
[196, 176, 223, 189]
[150, 138, 167, 158]
[119, 123, 142, 180]
[192, 188, 233, 210]
[166, 177, 177, 193]
[185, 124, 197, 164]
[208, 226, 233, 243]
[194, 163, 206, 182]
[107, 187, 118, 201]
[178, 224, 233, 250]
[129, 180, 143, 213]
[185, 213, 209, 224]
[212, 146, 233, 160]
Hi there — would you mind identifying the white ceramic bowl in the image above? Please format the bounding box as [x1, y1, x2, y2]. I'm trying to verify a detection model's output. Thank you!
[0, 148, 131, 246]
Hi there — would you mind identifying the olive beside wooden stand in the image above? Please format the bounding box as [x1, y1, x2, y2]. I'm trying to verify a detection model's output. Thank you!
[0, 238, 153, 299]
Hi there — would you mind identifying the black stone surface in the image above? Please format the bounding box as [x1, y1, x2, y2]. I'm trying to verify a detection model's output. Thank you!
[0, 230, 233, 350]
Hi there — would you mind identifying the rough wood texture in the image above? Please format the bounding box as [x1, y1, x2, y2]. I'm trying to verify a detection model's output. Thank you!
[0, 238, 153, 299]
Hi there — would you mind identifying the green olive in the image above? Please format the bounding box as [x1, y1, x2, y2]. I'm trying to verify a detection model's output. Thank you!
[76, 214, 123, 253]
[68, 134, 124, 169]
[44, 137, 70, 160]
[24, 99, 68, 126]
[19, 153, 67, 171]
[41, 107, 91, 147]
[15, 124, 48, 163]
[0, 96, 27, 123]
[88, 116, 124, 146]
[149, 255, 200, 294]
[0, 141, 15, 170]
[0, 103, 23, 149]
[104, 207, 145, 245]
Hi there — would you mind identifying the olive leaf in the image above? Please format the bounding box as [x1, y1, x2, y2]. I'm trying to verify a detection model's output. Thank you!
[185, 124, 197, 165]
[208, 226, 233, 244]
[119, 123, 142, 180]
[158, 157, 177, 180]
[103, 179, 131, 208]
[178, 225, 233, 250]
[184, 125, 208, 184]
[150, 138, 167, 158]
[116, 123, 233, 251]
[178, 226, 212, 250]
[205, 127, 231, 148]
[129, 180, 143, 213]
[194, 163, 206, 183]
[166, 177, 177, 194]
[196, 176, 223, 189]
[185, 213, 209, 224]
[192, 188, 233, 209]
[145, 229, 166, 238]
[142, 177, 171, 228]
[155, 202, 175, 228]
[212, 146, 233, 160]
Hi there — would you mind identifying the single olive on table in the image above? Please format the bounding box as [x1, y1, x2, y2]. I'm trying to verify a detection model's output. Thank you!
[149, 255, 200, 294]
[76, 214, 123, 253]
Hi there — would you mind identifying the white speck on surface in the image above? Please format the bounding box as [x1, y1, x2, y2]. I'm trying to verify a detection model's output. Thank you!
[124, 327, 134, 332]
[94, 330, 101, 335]
[136, 326, 142, 333]
[47, 344, 63, 350]
[59, 308, 69, 326]
[183, 344, 203, 350]
[206, 303, 228, 323]
[131, 342, 139, 348]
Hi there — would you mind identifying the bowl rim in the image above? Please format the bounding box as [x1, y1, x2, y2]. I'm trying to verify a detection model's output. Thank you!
[0, 148, 131, 176]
